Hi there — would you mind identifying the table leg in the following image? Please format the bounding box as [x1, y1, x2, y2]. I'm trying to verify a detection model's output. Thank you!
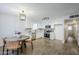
[3, 46, 4, 55]
[12, 50, 14, 54]
[17, 48, 19, 55]
[31, 41, 33, 50]
[24, 42, 26, 48]
[20, 46, 23, 53]
[7, 49, 8, 55]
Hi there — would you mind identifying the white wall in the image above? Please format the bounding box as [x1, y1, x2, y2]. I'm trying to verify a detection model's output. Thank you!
[0, 13, 32, 37]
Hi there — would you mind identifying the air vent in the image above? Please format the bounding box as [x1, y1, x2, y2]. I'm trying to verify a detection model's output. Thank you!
[42, 17, 49, 20]
[69, 14, 79, 18]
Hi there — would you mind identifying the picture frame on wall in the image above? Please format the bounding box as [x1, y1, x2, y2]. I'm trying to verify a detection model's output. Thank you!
[19, 14, 26, 21]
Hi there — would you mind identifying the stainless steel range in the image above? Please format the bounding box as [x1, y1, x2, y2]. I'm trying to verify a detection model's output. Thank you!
[44, 25, 52, 38]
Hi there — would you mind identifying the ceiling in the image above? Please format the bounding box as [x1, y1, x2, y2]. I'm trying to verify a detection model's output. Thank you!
[0, 3, 79, 22]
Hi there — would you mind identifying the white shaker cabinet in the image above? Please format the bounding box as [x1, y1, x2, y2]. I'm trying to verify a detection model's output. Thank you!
[36, 29, 44, 39]
[50, 32, 55, 40]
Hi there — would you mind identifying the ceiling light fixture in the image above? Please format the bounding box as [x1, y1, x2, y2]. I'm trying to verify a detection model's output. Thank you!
[42, 17, 49, 20]
[19, 10, 26, 21]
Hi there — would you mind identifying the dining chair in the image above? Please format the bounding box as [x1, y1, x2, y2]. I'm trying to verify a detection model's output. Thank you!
[25, 38, 33, 50]
[0, 37, 4, 55]
[19, 35, 33, 50]
[19, 35, 32, 50]
[4, 38, 21, 55]
[21, 30, 33, 50]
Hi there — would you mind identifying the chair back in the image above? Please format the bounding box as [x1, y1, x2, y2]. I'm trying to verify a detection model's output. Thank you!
[5, 38, 20, 50]
[0, 37, 4, 47]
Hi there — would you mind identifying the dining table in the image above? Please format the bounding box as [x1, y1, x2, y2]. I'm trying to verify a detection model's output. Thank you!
[3, 35, 30, 54]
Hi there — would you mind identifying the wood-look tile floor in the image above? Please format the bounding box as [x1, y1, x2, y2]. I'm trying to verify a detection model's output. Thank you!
[0, 38, 79, 55]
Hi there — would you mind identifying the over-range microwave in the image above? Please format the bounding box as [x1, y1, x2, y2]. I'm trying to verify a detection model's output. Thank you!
[45, 25, 51, 28]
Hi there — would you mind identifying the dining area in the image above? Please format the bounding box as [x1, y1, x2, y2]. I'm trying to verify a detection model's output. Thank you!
[0, 35, 33, 55]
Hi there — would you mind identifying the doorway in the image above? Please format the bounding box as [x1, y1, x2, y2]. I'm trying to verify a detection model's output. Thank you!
[64, 19, 78, 45]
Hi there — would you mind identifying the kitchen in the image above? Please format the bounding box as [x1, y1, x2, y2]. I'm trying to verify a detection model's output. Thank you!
[0, 3, 79, 55]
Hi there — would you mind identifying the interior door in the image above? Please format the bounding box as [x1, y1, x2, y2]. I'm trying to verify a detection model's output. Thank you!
[54, 24, 64, 40]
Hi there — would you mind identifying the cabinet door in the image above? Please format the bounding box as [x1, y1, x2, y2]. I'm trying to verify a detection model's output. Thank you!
[32, 33, 36, 39]
[50, 32, 55, 40]
[36, 30, 44, 38]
